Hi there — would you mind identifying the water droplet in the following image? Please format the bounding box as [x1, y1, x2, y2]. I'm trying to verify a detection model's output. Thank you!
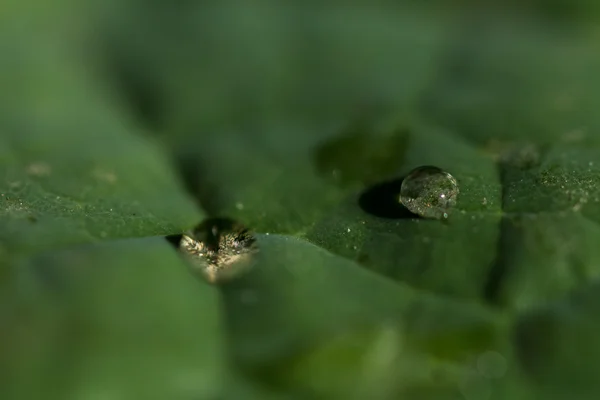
[399, 166, 459, 219]
[179, 218, 257, 284]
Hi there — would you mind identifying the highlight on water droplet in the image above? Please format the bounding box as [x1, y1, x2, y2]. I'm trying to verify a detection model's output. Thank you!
[399, 166, 459, 219]
[179, 217, 258, 284]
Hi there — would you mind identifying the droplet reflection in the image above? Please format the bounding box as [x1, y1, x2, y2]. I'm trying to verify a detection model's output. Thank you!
[179, 217, 257, 283]
[399, 166, 459, 219]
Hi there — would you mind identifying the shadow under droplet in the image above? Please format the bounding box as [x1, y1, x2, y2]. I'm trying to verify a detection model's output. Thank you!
[165, 234, 183, 248]
[358, 177, 419, 219]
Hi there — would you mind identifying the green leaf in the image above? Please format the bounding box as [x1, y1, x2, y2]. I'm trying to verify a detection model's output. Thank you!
[0, 4, 202, 254]
[119, 5, 599, 398]
[419, 11, 600, 311]
[0, 4, 218, 399]
[4, 2, 600, 399]
[220, 234, 510, 397]
[0, 238, 224, 399]
[514, 281, 600, 399]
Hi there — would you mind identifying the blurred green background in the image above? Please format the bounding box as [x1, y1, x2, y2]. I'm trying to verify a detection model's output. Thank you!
[2, 1, 600, 399]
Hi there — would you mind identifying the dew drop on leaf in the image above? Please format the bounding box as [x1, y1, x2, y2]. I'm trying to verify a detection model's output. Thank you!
[399, 166, 459, 219]
[179, 217, 258, 284]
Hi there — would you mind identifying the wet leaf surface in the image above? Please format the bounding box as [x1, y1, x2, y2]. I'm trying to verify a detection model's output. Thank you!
[3, 1, 600, 399]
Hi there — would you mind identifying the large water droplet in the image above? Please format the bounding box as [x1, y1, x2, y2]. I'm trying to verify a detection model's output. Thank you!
[399, 166, 459, 219]
[179, 218, 257, 283]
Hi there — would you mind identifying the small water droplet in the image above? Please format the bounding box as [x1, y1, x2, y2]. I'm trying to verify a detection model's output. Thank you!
[399, 166, 459, 219]
[179, 217, 257, 284]
[347, 228, 351, 233]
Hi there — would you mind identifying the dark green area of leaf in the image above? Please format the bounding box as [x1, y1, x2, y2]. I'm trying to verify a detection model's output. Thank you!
[314, 122, 410, 188]
[3, 1, 600, 399]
